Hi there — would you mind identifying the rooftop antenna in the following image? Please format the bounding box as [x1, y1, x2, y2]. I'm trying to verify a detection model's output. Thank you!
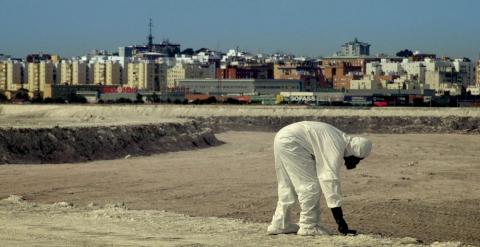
[148, 18, 154, 52]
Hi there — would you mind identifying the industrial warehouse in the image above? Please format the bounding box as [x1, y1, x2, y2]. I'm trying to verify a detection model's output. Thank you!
[40, 82, 469, 107]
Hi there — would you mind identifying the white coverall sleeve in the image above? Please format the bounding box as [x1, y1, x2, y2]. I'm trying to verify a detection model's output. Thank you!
[306, 126, 347, 208]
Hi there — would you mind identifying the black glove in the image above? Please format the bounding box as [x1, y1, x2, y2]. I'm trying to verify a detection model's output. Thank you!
[331, 207, 357, 235]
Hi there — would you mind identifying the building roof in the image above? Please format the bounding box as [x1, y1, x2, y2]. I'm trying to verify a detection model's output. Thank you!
[344, 38, 370, 46]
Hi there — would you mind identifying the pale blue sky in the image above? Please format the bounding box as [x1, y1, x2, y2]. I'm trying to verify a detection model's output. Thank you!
[0, 0, 478, 59]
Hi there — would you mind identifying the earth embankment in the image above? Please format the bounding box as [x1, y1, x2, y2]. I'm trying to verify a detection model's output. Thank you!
[0, 122, 220, 164]
[1, 105, 479, 164]
[2, 104, 479, 133]
[195, 115, 480, 133]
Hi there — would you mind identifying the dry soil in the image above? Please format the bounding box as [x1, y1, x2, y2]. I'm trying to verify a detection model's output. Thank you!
[0, 131, 479, 246]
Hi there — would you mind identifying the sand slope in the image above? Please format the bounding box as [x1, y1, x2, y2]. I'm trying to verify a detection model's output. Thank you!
[2, 104, 480, 128]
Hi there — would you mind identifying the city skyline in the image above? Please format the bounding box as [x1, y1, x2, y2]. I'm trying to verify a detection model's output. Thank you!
[0, 0, 479, 59]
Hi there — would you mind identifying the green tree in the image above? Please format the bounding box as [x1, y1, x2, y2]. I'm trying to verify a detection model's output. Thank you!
[11, 89, 30, 102]
[181, 48, 195, 56]
[0, 92, 7, 103]
[396, 49, 414, 57]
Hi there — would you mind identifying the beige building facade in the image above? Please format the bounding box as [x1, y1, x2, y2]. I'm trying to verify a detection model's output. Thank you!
[166, 63, 185, 89]
[127, 61, 155, 90]
[350, 77, 383, 90]
[93, 61, 121, 85]
[27, 61, 55, 97]
[0, 61, 24, 93]
[60, 60, 87, 85]
[273, 62, 301, 80]
[7, 61, 23, 91]
[477, 59, 480, 86]
[0, 62, 6, 91]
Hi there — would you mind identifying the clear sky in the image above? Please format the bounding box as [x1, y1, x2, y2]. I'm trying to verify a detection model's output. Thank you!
[1, 0, 479, 59]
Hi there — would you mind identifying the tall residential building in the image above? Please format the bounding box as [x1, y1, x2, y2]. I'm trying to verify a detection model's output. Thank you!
[166, 63, 185, 89]
[60, 61, 72, 84]
[93, 61, 121, 85]
[7, 61, 24, 91]
[476, 59, 480, 86]
[127, 60, 164, 90]
[336, 38, 371, 57]
[27, 61, 55, 97]
[0, 62, 6, 91]
[60, 60, 87, 85]
[50, 55, 61, 63]
[0, 61, 24, 97]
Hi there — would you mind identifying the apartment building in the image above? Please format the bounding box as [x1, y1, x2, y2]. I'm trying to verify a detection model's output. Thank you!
[7, 61, 23, 91]
[273, 62, 301, 80]
[424, 58, 475, 93]
[477, 59, 480, 86]
[0, 62, 6, 91]
[166, 63, 185, 89]
[60, 60, 88, 85]
[321, 57, 379, 89]
[27, 61, 55, 97]
[93, 61, 121, 85]
[127, 60, 167, 90]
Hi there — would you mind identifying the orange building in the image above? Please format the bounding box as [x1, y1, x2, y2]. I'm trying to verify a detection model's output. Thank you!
[320, 57, 379, 90]
[216, 64, 274, 79]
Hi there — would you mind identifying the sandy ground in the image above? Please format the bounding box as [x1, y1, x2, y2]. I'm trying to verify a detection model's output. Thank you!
[0, 131, 479, 246]
[1, 104, 480, 128]
[0, 196, 467, 247]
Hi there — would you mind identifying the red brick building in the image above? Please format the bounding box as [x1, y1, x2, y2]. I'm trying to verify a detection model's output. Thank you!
[320, 57, 379, 90]
[216, 64, 274, 79]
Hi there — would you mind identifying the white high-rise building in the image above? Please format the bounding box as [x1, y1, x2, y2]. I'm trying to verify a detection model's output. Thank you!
[336, 38, 370, 57]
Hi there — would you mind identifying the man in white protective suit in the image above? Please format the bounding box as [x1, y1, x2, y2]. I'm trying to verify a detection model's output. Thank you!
[267, 121, 372, 236]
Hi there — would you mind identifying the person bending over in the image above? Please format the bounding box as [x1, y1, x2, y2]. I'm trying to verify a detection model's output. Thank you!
[267, 121, 372, 236]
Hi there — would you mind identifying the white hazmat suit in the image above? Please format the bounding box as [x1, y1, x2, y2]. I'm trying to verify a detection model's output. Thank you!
[268, 121, 372, 235]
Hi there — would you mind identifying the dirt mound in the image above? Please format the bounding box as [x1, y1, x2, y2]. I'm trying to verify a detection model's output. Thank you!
[0, 121, 222, 164]
[1, 105, 479, 164]
[194, 116, 480, 134]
